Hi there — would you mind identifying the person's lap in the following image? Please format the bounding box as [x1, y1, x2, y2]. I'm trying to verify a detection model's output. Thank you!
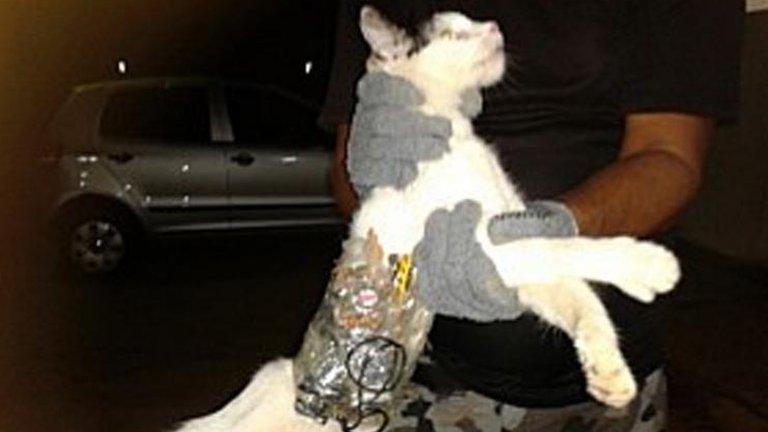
[386, 370, 667, 432]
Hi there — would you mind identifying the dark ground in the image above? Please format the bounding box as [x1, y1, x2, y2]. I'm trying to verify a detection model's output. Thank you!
[1, 223, 767, 431]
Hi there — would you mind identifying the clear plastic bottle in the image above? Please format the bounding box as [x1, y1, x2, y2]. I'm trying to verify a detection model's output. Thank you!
[294, 254, 433, 430]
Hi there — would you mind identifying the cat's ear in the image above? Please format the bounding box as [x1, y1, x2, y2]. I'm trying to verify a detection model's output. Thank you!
[360, 5, 413, 61]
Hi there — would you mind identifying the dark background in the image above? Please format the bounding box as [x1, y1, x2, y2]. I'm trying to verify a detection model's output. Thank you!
[0, 2, 342, 430]
[0, 0, 339, 292]
[1, 2, 768, 432]
[0, 0, 336, 146]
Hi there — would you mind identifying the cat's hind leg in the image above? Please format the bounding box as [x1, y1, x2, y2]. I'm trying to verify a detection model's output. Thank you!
[174, 359, 338, 432]
[517, 279, 637, 408]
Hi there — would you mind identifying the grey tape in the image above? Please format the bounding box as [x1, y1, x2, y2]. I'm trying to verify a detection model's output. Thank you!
[357, 72, 426, 107]
[358, 72, 483, 119]
[349, 73, 453, 193]
[348, 72, 484, 195]
[488, 200, 579, 245]
[414, 200, 524, 322]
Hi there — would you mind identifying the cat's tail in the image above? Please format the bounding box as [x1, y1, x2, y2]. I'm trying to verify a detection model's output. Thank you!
[173, 359, 337, 432]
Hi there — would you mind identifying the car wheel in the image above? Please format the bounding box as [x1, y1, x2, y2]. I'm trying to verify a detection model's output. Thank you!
[59, 208, 141, 276]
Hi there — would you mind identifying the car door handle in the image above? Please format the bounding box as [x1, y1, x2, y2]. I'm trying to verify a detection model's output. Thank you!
[107, 152, 134, 164]
[281, 155, 298, 164]
[230, 152, 255, 166]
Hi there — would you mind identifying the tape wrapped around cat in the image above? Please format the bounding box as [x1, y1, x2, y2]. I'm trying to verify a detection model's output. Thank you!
[293, 230, 433, 432]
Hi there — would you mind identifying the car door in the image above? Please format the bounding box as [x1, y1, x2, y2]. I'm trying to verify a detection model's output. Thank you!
[222, 85, 337, 228]
[98, 85, 229, 232]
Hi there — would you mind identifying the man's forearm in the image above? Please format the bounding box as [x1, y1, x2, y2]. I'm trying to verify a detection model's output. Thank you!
[562, 113, 714, 237]
[331, 124, 358, 220]
[562, 152, 701, 237]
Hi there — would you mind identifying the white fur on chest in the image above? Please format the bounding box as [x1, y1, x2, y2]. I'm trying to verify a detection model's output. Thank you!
[350, 115, 525, 257]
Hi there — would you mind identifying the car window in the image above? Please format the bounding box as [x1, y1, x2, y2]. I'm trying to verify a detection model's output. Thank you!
[100, 87, 210, 142]
[225, 87, 325, 147]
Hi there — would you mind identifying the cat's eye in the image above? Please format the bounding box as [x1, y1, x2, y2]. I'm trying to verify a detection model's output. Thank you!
[455, 31, 471, 40]
[436, 28, 472, 40]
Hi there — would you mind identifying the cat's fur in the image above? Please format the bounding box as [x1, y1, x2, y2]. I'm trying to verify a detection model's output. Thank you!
[175, 7, 679, 431]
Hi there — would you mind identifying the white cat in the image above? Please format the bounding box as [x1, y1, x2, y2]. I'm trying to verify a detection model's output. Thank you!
[175, 7, 679, 432]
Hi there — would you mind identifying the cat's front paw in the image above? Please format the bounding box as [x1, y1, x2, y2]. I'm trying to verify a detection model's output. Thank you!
[600, 238, 680, 303]
[579, 344, 637, 409]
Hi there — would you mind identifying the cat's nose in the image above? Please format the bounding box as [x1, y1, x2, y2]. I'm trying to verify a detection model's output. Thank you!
[487, 21, 500, 35]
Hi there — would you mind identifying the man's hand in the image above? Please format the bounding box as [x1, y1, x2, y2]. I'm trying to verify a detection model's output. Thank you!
[414, 200, 577, 322]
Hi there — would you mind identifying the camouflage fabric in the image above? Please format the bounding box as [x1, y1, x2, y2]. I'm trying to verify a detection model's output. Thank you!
[386, 369, 667, 432]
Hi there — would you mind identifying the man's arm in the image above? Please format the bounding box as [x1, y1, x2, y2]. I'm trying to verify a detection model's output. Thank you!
[562, 113, 715, 237]
[331, 124, 357, 220]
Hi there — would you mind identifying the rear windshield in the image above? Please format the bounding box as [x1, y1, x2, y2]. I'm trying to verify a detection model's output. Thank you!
[100, 87, 210, 142]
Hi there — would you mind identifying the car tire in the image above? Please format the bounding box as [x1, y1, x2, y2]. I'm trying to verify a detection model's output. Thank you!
[57, 203, 142, 277]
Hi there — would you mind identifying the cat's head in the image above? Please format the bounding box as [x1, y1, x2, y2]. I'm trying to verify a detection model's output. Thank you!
[360, 6, 505, 104]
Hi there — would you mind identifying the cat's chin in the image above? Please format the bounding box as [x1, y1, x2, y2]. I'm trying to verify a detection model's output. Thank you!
[476, 52, 506, 88]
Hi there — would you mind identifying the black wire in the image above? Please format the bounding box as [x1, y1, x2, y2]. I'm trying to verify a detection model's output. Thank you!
[338, 336, 407, 432]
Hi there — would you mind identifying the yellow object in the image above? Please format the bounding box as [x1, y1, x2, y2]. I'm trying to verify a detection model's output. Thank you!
[393, 255, 414, 302]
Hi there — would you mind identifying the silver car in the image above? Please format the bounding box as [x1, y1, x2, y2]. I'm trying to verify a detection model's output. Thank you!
[46, 77, 340, 274]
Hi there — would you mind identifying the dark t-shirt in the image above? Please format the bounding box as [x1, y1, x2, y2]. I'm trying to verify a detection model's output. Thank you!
[319, 0, 744, 407]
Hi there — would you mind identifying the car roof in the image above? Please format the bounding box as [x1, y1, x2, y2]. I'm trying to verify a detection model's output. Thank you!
[72, 76, 319, 109]
[73, 77, 215, 93]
